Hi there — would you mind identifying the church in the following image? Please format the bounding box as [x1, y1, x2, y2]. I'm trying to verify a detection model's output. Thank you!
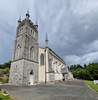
[9, 11, 73, 86]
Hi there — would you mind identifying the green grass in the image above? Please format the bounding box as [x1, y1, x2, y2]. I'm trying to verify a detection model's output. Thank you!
[84, 80, 98, 92]
[0, 91, 12, 100]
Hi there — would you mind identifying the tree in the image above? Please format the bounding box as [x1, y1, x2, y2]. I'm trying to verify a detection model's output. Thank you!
[0, 61, 11, 69]
[69, 63, 98, 80]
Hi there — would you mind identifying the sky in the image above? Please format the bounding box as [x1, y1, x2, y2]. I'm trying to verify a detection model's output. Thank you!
[0, 0, 98, 65]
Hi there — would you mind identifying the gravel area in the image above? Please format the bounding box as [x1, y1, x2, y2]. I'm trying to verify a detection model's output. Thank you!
[0, 80, 98, 100]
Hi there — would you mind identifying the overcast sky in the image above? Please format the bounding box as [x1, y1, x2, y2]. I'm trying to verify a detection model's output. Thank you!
[0, 0, 98, 65]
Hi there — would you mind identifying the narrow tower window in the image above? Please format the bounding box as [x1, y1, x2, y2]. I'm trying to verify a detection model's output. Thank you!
[40, 54, 44, 65]
[30, 47, 34, 60]
[15, 44, 21, 59]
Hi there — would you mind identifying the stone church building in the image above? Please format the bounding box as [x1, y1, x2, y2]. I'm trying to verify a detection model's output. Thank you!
[9, 11, 73, 86]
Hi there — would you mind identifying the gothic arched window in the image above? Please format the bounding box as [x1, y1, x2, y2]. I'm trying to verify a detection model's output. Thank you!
[40, 54, 44, 65]
[30, 47, 34, 60]
[49, 59, 52, 70]
[16, 44, 21, 59]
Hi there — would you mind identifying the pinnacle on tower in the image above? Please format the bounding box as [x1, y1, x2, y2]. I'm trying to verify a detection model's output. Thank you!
[45, 32, 48, 48]
[18, 16, 21, 24]
[35, 21, 38, 28]
[26, 10, 30, 19]
[46, 33, 48, 41]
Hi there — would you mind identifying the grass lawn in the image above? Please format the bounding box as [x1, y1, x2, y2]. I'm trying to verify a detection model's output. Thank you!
[0, 91, 12, 100]
[84, 80, 98, 92]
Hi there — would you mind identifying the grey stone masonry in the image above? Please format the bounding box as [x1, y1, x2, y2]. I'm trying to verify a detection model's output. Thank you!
[9, 12, 39, 86]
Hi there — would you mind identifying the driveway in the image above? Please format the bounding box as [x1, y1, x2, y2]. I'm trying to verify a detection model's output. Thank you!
[0, 80, 98, 100]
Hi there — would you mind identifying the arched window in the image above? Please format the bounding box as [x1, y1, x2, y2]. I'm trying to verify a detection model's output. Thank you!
[30, 47, 34, 60]
[49, 59, 52, 67]
[49, 59, 52, 71]
[40, 54, 44, 65]
[15, 44, 21, 59]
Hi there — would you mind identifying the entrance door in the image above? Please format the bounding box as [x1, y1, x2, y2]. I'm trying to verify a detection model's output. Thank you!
[29, 70, 34, 85]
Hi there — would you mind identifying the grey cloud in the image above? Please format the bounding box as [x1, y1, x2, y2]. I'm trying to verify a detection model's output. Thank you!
[0, 0, 98, 65]
[34, 0, 98, 65]
[65, 52, 98, 65]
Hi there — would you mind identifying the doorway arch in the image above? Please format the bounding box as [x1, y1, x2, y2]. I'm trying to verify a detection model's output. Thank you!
[29, 70, 34, 85]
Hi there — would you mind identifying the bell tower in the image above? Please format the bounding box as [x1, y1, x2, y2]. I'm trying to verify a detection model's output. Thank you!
[9, 11, 39, 85]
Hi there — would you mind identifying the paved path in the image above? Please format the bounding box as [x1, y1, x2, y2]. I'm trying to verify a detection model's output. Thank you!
[0, 80, 98, 100]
